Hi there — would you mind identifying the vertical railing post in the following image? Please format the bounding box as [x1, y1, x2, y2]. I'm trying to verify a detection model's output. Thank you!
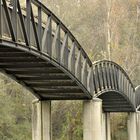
[87, 66, 94, 94]
[52, 24, 60, 61]
[106, 62, 111, 89]
[75, 49, 81, 80]
[61, 33, 68, 67]
[38, 3, 42, 47]
[103, 62, 107, 89]
[26, 0, 31, 46]
[98, 63, 103, 91]
[68, 41, 75, 74]
[2, 0, 16, 41]
[12, 0, 17, 41]
[81, 58, 87, 88]
[42, 16, 52, 55]
[109, 63, 114, 89]
[94, 65, 100, 92]
[112, 64, 117, 90]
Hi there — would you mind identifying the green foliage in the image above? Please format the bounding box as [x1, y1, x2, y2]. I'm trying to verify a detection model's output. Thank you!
[111, 113, 128, 140]
[52, 101, 83, 140]
[0, 74, 34, 140]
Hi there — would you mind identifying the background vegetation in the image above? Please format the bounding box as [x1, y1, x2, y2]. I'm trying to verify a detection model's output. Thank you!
[0, 0, 140, 140]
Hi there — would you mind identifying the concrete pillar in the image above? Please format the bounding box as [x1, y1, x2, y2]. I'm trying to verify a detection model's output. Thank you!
[102, 113, 107, 140]
[127, 113, 137, 140]
[32, 100, 51, 140]
[106, 113, 111, 140]
[83, 98, 102, 140]
[102, 113, 111, 140]
[136, 112, 140, 140]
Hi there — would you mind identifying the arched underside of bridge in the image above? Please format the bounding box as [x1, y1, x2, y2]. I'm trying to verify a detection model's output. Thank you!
[0, 0, 138, 112]
[98, 91, 135, 112]
[0, 43, 92, 100]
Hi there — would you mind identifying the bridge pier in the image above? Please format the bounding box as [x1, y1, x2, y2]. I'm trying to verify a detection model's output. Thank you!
[32, 100, 51, 140]
[127, 113, 137, 140]
[136, 112, 140, 140]
[102, 113, 106, 140]
[102, 113, 111, 140]
[106, 113, 111, 140]
[83, 98, 102, 140]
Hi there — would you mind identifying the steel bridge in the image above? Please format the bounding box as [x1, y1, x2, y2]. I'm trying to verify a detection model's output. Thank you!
[0, 0, 140, 140]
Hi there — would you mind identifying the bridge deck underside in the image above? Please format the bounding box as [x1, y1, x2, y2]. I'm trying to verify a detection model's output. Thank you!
[99, 92, 135, 112]
[0, 45, 90, 100]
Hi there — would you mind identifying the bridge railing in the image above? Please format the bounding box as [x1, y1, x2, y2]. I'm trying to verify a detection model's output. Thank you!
[92, 60, 136, 107]
[0, 0, 94, 95]
[135, 86, 140, 109]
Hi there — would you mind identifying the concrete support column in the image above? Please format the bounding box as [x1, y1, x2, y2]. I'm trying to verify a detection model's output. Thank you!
[83, 98, 102, 140]
[32, 100, 51, 140]
[136, 112, 140, 140]
[102, 113, 106, 140]
[127, 113, 137, 140]
[102, 113, 111, 140]
[106, 113, 111, 140]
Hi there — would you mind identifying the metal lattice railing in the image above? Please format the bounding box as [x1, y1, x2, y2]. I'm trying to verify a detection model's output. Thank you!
[92, 60, 136, 108]
[0, 0, 94, 96]
[135, 85, 140, 109]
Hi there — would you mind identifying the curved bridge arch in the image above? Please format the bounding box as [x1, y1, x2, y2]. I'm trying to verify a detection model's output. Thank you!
[0, 0, 138, 112]
[0, 0, 94, 100]
[92, 60, 136, 112]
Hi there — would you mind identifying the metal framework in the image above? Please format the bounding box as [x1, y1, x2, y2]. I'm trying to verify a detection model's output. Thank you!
[135, 85, 140, 111]
[0, 0, 93, 100]
[92, 60, 136, 112]
[0, 0, 139, 112]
